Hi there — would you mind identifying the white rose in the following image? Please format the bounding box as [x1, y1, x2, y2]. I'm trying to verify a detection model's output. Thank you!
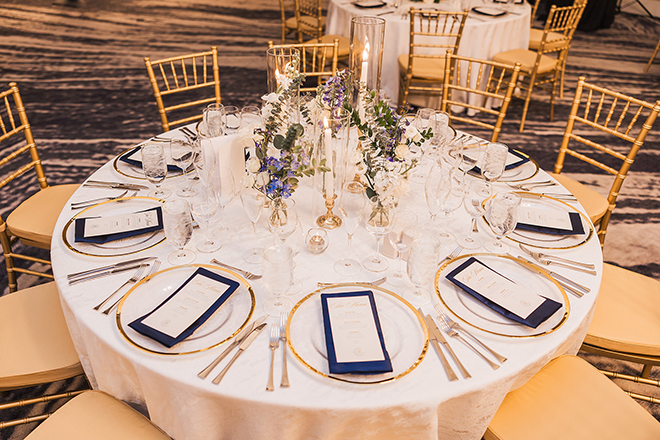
[355, 161, 367, 175]
[243, 174, 256, 188]
[246, 157, 261, 173]
[405, 125, 422, 143]
[261, 92, 278, 103]
[256, 172, 269, 187]
[395, 143, 409, 160]
[350, 151, 363, 164]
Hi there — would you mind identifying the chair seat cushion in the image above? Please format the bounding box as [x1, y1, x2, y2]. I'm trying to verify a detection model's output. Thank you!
[307, 34, 351, 58]
[0, 282, 83, 391]
[493, 49, 557, 74]
[397, 54, 446, 81]
[26, 391, 171, 440]
[528, 28, 569, 51]
[298, 16, 326, 33]
[285, 16, 297, 30]
[550, 173, 608, 224]
[6, 184, 79, 249]
[584, 263, 660, 357]
[485, 355, 660, 440]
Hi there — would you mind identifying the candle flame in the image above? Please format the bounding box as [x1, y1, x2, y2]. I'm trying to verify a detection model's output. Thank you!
[362, 41, 370, 61]
[323, 117, 329, 129]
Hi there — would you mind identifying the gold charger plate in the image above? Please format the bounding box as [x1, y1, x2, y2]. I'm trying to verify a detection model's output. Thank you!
[435, 253, 570, 338]
[61, 196, 165, 257]
[287, 283, 429, 385]
[116, 264, 255, 356]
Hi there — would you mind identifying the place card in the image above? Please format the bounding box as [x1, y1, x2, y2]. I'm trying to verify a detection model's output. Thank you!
[128, 268, 240, 348]
[517, 206, 585, 236]
[74, 207, 163, 244]
[464, 149, 530, 174]
[446, 257, 562, 328]
[321, 291, 393, 375]
[120, 146, 180, 171]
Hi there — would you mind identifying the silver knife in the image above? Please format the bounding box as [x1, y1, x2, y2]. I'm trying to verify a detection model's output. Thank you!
[67, 256, 157, 281]
[198, 315, 268, 379]
[84, 180, 149, 190]
[427, 314, 471, 379]
[421, 311, 458, 381]
[511, 255, 588, 298]
[212, 322, 268, 385]
[68, 263, 146, 286]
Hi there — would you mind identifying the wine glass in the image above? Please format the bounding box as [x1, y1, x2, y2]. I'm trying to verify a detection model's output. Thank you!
[405, 234, 441, 306]
[189, 182, 222, 253]
[211, 167, 236, 237]
[240, 185, 265, 264]
[204, 103, 226, 137]
[458, 180, 490, 250]
[441, 136, 464, 172]
[170, 138, 197, 197]
[162, 199, 195, 265]
[335, 181, 367, 276]
[387, 211, 418, 287]
[363, 195, 395, 273]
[141, 142, 171, 199]
[267, 198, 298, 244]
[485, 191, 521, 252]
[480, 141, 509, 197]
[224, 105, 240, 135]
[262, 244, 294, 316]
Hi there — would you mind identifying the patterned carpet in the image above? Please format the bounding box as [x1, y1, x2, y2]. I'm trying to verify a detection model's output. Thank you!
[1, 0, 660, 438]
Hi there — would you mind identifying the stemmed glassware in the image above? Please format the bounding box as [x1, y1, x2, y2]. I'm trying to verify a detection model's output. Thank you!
[414, 108, 436, 161]
[335, 181, 367, 276]
[387, 211, 418, 287]
[204, 103, 226, 137]
[283, 219, 304, 295]
[479, 141, 509, 197]
[426, 164, 451, 224]
[458, 180, 490, 250]
[240, 185, 266, 264]
[363, 195, 395, 273]
[141, 142, 171, 199]
[267, 198, 298, 244]
[262, 244, 294, 316]
[170, 138, 197, 197]
[211, 167, 236, 237]
[405, 234, 441, 306]
[162, 199, 195, 265]
[485, 192, 521, 252]
[189, 182, 222, 253]
[224, 105, 240, 135]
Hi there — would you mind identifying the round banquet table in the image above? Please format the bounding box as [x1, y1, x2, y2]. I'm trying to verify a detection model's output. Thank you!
[326, 0, 531, 108]
[51, 127, 602, 440]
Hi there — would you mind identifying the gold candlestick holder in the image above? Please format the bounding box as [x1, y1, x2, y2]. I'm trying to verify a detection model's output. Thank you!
[316, 194, 342, 229]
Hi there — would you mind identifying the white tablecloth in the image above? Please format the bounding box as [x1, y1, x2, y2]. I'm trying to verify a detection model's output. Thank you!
[326, 0, 530, 108]
[52, 128, 601, 440]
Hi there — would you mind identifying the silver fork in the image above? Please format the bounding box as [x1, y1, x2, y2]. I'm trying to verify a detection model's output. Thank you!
[437, 316, 500, 370]
[317, 276, 387, 287]
[93, 264, 147, 312]
[70, 190, 132, 209]
[279, 312, 290, 388]
[434, 304, 507, 363]
[102, 260, 161, 315]
[211, 259, 262, 280]
[506, 181, 556, 191]
[438, 245, 464, 266]
[266, 325, 280, 392]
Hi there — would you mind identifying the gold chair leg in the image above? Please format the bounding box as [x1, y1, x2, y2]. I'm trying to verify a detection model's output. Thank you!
[644, 38, 660, 73]
[0, 233, 18, 293]
[519, 84, 534, 132]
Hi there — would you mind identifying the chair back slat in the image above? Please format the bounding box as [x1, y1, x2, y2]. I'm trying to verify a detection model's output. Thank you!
[293, 0, 323, 41]
[268, 40, 339, 92]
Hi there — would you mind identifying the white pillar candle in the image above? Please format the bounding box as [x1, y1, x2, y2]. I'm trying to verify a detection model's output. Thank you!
[360, 42, 370, 85]
[323, 117, 334, 199]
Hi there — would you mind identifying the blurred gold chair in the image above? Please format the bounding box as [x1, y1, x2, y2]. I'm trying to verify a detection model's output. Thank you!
[644, 35, 660, 73]
[268, 40, 339, 93]
[144, 46, 221, 132]
[0, 282, 87, 430]
[292, 0, 350, 59]
[22, 391, 171, 439]
[279, 0, 298, 44]
[0, 82, 79, 292]
[441, 51, 521, 142]
[551, 76, 660, 247]
[484, 355, 660, 440]
[493, 3, 586, 131]
[398, 9, 469, 108]
[529, 0, 542, 26]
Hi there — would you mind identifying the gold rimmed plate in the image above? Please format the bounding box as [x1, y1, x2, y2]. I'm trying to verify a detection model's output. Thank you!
[435, 254, 570, 338]
[116, 264, 255, 356]
[62, 196, 165, 257]
[287, 283, 428, 384]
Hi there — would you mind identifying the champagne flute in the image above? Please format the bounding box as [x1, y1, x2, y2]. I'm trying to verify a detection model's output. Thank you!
[224, 105, 240, 135]
[480, 141, 509, 197]
[335, 181, 367, 276]
[211, 167, 236, 237]
[405, 234, 441, 306]
[189, 182, 222, 253]
[204, 103, 226, 137]
[387, 211, 418, 287]
[240, 185, 265, 264]
[283, 219, 304, 295]
[162, 199, 195, 265]
[458, 180, 490, 250]
[485, 192, 521, 253]
[141, 142, 171, 198]
[170, 138, 197, 197]
[267, 198, 298, 244]
[262, 244, 294, 316]
[425, 164, 451, 224]
[363, 195, 395, 273]
[436, 169, 465, 244]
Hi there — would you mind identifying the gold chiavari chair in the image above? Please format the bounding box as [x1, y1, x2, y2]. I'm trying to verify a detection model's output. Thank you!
[440, 51, 521, 142]
[279, 0, 298, 44]
[551, 76, 660, 248]
[0, 82, 79, 292]
[644, 35, 660, 73]
[529, 0, 542, 26]
[144, 46, 221, 132]
[493, 3, 586, 132]
[292, 0, 350, 60]
[0, 282, 87, 430]
[20, 391, 171, 439]
[268, 40, 339, 93]
[484, 355, 660, 440]
[398, 9, 469, 108]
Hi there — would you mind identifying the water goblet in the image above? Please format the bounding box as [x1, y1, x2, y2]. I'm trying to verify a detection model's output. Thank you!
[405, 234, 441, 306]
[480, 141, 509, 197]
[485, 191, 521, 253]
[458, 180, 490, 250]
[267, 198, 298, 244]
[189, 183, 222, 253]
[262, 244, 294, 316]
[141, 142, 171, 199]
[387, 211, 418, 287]
[363, 195, 395, 273]
[224, 105, 240, 135]
[203, 103, 226, 137]
[211, 167, 236, 237]
[170, 138, 197, 197]
[240, 185, 265, 264]
[162, 199, 195, 265]
[334, 181, 367, 276]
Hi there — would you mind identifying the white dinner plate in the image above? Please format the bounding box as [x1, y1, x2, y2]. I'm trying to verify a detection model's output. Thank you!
[287, 284, 428, 384]
[116, 264, 255, 355]
[435, 254, 570, 338]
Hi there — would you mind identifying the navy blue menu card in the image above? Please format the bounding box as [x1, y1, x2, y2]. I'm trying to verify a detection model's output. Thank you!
[517, 206, 585, 236]
[128, 268, 240, 348]
[120, 146, 180, 171]
[446, 257, 562, 328]
[321, 291, 393, 375]
[74, 207, 163, 244]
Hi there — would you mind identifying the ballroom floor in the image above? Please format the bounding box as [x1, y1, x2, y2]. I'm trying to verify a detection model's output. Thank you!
[1, 0, 660, 438]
